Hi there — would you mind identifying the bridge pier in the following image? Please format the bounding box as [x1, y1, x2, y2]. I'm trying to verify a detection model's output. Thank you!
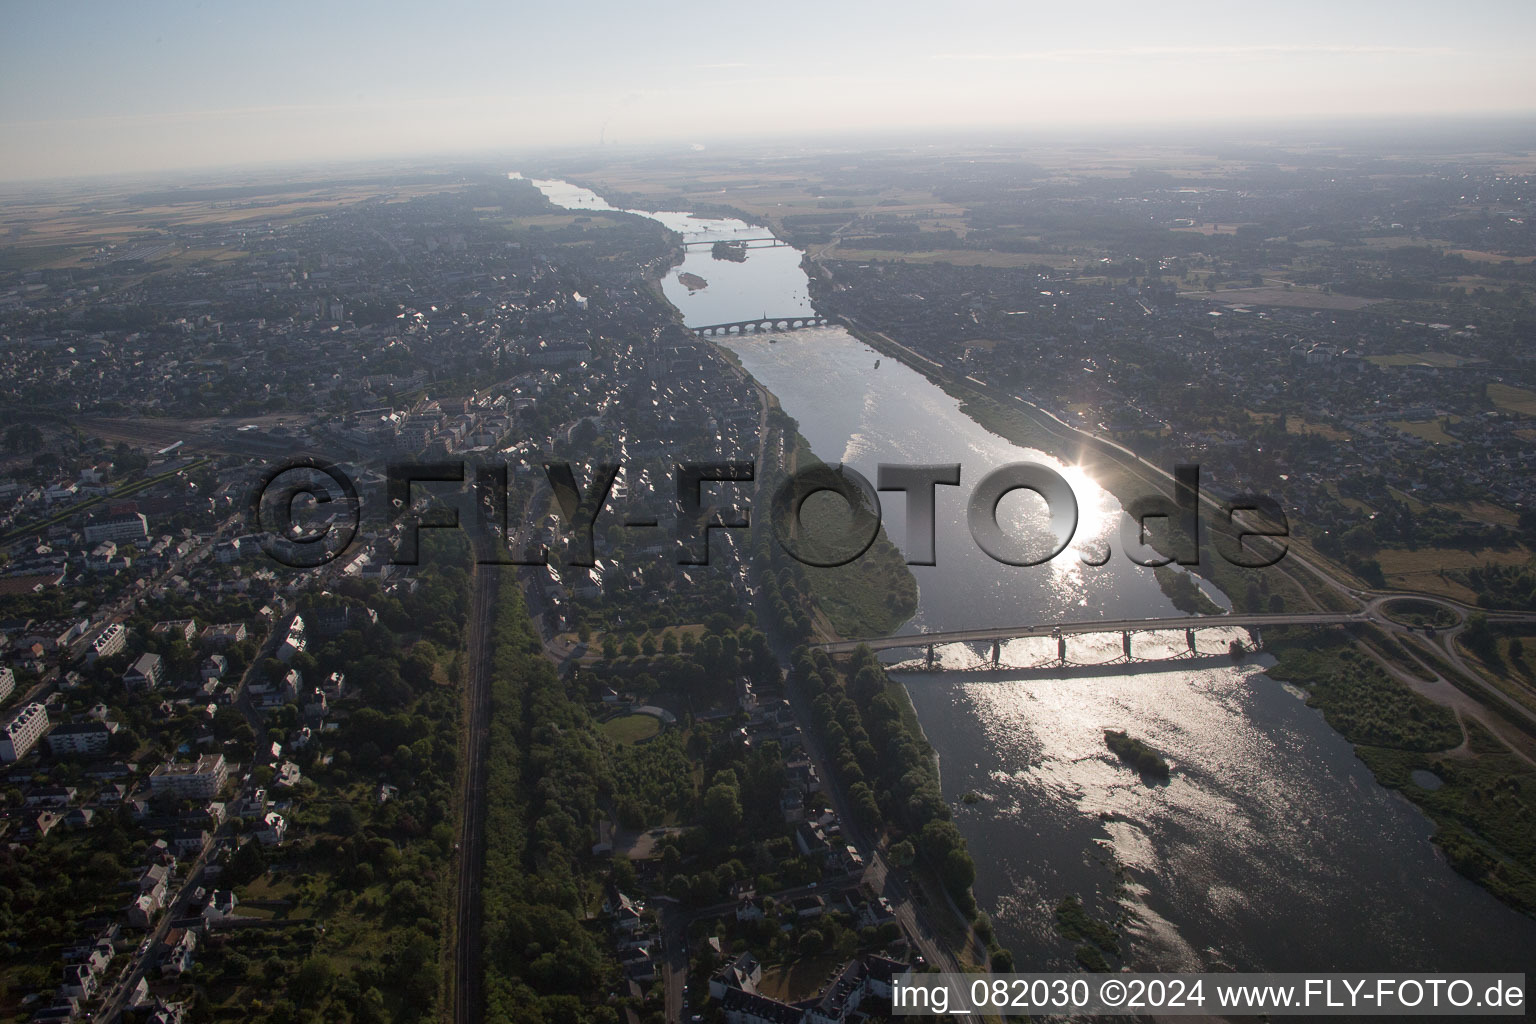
[1122, 631, 1133, 662]
[925, 644, 936, 670]
[1186, 629, 1197, 654]
[991, 640, 1001, 666]
[1056, 633, 1067, 665]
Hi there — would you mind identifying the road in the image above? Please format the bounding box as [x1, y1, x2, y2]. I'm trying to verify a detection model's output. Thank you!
[95, 841, 213, 1022]
[815, 611, 1370, 654]
[451, 547, 499, 1024]
[776, 670, 983, 1024]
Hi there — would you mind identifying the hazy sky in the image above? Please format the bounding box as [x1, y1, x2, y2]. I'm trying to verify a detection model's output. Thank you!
[3, 0, 1534, 181]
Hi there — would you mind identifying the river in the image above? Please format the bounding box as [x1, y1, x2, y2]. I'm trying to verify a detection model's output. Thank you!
[523, 174, 1536, 972]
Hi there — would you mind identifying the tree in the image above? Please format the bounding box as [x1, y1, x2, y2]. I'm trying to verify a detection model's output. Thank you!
[328, 803, 363, 837]
[290, 956, 334, 1008]
[701, 783, 742, 833]
[1463, 613, 1499, 663]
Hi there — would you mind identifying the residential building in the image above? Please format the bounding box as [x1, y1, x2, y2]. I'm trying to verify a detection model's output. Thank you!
[46, 720, 115, 757]
[256, 811, 286, 845]
[277, 615, 306, 662]
[201, 623, 247, 647]
[87, 622, 128, 661]
[1, 701, 49, 762]
[83, 512, 149, 544]
[151, 619, 198, 643]
[148, 753, 228, 800]
[124, 652, 164, 690]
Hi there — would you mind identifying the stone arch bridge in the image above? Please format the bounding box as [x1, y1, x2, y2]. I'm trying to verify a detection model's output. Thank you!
[693, 315, 831, 337]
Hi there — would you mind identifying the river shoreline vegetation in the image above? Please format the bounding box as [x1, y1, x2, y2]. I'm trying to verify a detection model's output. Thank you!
[832, 318, 1330, 620]
[784, 427, 919, 641]
[745, 408, 919, 645]
[792, 645, 1013, 970]
[816, 308, 1536, 934]
[743, 411, 997, 964]
[521, 166, 1536, 983]
[1152, 565, 1225, 616]
[1266, 631, 1536, 913]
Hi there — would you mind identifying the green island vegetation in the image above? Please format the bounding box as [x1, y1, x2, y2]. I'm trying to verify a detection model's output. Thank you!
[1054, 894, 1121, 972]
[1267, 631, 1536, 913]
[1153, 564, 1226, 616]
[710, 240, 748, 262]
[784, 425, 918, 639]
[1103, 730, 1171, 779]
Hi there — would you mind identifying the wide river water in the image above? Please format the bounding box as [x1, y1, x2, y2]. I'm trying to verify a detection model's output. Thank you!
[524, 175, 1536, 972]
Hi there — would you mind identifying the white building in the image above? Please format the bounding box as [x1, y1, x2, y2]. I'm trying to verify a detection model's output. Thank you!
[87, 623, 128, 662]
[83, 512, 149, 544]
[148, 753, 228, 800]
[256, 811, 287, 845]
[1, 702, 50, 762]
[277, 615, 306, 662]
[0, 665, 13, 705]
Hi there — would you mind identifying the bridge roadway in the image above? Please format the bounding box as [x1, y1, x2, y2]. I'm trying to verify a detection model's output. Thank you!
[681, 236, 785, 247]
[693, 314, 831, 336]
[813, 611, 1370, 655]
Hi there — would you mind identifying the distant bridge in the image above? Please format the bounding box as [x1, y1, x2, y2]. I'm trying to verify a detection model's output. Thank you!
[682, 237, 787, 249]
[814, 611, 1369, 668]
[693, 315, 831, 337]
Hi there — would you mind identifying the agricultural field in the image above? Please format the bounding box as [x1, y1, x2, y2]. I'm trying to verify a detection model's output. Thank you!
[1367, 351, 1484, 368]
[1389, 417, 1462, 445]
[1489, 382, 1536, 416]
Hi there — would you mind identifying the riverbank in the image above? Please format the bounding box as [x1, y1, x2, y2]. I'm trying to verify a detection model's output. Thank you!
[1266, 631, 1536, 914]
[834, 315, 1329, 619]
[835, 312, 1536, 923]
[783, 427, 919, 639]
[529, 173, 1536, 966]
